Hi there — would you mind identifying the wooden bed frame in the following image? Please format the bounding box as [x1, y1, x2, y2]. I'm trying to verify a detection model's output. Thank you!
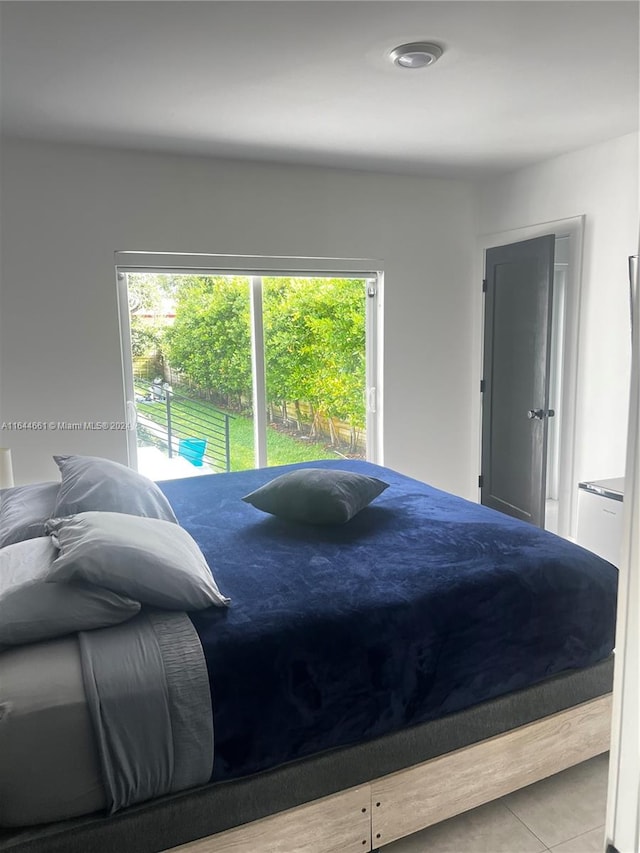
[166, 694, 612, 853]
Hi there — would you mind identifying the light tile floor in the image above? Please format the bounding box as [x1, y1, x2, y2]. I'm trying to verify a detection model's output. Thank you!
[381, 753, 609, 853]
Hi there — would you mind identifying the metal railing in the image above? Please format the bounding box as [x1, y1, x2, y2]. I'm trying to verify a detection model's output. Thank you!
[135, 381, 234, 472]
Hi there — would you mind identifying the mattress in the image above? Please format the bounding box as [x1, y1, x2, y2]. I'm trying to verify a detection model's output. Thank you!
[161, 460, 618, 782]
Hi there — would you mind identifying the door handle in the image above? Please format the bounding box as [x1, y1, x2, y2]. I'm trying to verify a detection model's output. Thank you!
[527, 409, 555, 420]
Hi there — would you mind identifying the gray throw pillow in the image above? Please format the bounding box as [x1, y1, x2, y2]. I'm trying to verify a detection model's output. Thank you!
[0, 538, 140, 647]
[53, 454, 178, 523]
[0, 482, 60, 547]
[46, 512, 230, 611]
[242, 468, 389, 524]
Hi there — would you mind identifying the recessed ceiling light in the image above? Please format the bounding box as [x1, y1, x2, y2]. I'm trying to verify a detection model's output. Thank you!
[389, 42, 443, 69]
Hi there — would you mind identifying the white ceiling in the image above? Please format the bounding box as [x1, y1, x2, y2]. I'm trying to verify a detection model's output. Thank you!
[1, 1, 638, 178]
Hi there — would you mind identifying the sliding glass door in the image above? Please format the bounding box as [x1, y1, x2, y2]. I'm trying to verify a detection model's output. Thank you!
[116, 255, 382, 480]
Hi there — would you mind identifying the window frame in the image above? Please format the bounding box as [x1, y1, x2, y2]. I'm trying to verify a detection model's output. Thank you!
[115, 251, 384, 471]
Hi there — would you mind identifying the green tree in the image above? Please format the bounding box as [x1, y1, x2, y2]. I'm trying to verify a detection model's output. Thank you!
[263, 278, 317, 412]
[128, 273, 181, 360]
[263, 277, 365, 440]
[130, 323, 163, 358]
[164, 276, 252, 408]
[163, 274, 366, 445]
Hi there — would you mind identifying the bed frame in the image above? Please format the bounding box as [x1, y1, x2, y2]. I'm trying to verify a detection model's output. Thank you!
[0, 663, 612, 853]
[166, 694, 612, 853]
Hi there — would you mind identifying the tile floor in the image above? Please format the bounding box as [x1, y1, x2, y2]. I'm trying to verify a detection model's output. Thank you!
[382, 753, 609, 853]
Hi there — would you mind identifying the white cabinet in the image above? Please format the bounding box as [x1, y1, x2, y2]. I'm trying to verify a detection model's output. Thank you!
[576, 478, 624, 567]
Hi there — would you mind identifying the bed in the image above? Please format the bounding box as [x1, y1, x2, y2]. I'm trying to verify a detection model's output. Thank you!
[0, 458, 618, 853]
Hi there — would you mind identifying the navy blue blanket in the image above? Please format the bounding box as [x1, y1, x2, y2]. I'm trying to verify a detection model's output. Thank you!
[159, 461, 617, 784]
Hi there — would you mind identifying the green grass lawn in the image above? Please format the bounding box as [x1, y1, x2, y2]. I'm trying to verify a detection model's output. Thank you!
[135, 385, 338, 471]
[226, 411, 339, 470]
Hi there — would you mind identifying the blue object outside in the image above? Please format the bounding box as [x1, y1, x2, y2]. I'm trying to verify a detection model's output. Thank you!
[179, 439, 207, 467]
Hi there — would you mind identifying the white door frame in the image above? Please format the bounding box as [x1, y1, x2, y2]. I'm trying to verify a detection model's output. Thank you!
[605, 253, 640, 853]
[114, 251, 384, 470]
[472, 215, 585, 539]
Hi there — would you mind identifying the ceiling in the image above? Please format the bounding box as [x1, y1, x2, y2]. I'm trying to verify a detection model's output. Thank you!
[1, 1, 638, 178]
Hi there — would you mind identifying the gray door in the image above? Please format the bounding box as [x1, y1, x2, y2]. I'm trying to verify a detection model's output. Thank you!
[481, 235, 555, 526]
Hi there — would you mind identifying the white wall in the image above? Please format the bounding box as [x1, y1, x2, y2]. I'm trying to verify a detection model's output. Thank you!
[0, 139, 476, 495]
[474, 132, 640, 495]
[3, 135, 635, 498]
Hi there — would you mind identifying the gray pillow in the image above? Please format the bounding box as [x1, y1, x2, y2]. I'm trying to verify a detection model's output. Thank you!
[242, 468, 389, 524]
[53, 454, 178, 523]
[46, 511, 230, 611]
[0, 538, 140, 647]
[0, 482, 60, 547]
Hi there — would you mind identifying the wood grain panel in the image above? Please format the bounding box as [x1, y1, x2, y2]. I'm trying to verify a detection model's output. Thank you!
[165, 785, 371, 853]
[370, 694, 612, 848]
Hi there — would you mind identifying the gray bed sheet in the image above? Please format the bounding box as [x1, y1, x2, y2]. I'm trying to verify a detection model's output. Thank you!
[0, 637, 106, 826]
[0, 610, 213, 829]
[79, 610, 213, 815]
